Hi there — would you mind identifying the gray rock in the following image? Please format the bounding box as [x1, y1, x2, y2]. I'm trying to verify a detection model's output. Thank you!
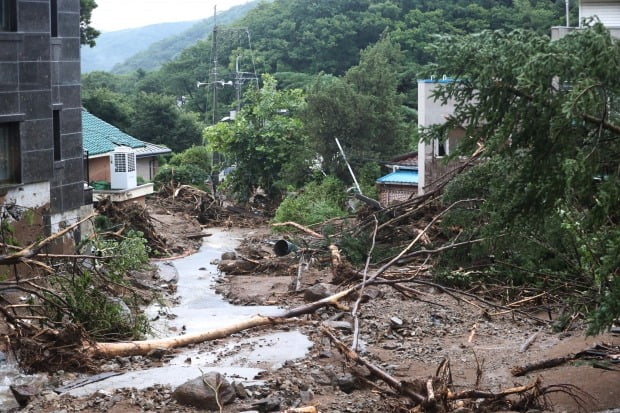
[233, 381, 249, 399]
[300, 389, 314, 403]
[107, 297, 132, 322]
[172, 372, 236, 410]
[221, 251, 237, 260]
[304, 283, 336, 302]
[336, 373, 358, 394]
[158, 262, 179, 283]
[323, 320, 353, 331]
[310, 369, 333, 385]
[0, 351, 6, 363]
[251, 395, 281, 412]
[10, 384, 41, 407]
[390, 316, 405, 329]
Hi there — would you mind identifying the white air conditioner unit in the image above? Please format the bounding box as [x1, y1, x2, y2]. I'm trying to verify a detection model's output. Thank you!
[110, 146, 137, 190]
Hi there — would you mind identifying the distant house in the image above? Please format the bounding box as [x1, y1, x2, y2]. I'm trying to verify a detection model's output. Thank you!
[417, 78, 468, 195]
[82, 110, 171, 204]
[376, 152, 419, 205]
[552, 0, 620, 39]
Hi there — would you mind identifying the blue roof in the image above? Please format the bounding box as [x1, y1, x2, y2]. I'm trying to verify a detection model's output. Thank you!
[377, 169, 419, 185]
[82, 110, 155, 156]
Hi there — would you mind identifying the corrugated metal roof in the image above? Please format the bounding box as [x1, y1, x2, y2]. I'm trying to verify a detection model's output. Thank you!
[82, 110, 171, 157]
[376, 169, 419, 185]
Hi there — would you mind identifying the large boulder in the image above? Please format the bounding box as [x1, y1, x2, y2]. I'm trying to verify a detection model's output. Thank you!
[172, 372, 236, 410]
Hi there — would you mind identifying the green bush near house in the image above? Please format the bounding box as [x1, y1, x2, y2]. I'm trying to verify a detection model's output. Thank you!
[273, 176, 347, 230]
[153, 164, 210, 191]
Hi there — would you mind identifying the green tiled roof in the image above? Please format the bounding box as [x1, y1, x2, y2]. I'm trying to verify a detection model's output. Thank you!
[82, 109, 147, 156]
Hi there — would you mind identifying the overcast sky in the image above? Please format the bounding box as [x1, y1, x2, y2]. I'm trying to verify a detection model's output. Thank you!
[91, 0, 252, 32]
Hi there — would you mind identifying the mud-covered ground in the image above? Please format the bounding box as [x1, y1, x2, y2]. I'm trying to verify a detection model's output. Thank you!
[12, 199, 620, 413]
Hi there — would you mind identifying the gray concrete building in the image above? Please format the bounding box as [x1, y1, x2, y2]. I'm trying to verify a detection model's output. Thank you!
[0, 0, 91, 247]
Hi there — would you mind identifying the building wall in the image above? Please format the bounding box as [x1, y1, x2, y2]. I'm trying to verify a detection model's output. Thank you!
[90, 155, 160, 183]
[378, 184, 417, 206]
[0, 0, 85, 215]
[137, 157, 159, 182]
[581, 1, 620, 27]
[417, 79, 466, 194]
[0, 0, 91, 255]
[89, 156, 110, 182]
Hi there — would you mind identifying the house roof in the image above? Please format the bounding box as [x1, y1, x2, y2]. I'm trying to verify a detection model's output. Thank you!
[387, 151, 418, 167]
[376, 169, 419, 185]
[82, 110, 171, 157]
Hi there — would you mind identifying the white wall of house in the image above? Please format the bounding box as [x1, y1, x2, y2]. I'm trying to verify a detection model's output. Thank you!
[1, 181, 93, 247]
[417, 80, 457, 194]
[580, 0, 620, 27]
[1, 182, 50, 211]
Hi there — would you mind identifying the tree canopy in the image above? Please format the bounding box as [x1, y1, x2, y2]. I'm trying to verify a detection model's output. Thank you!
[304, 35, 411, 183]
[204, 75, 309, 200]
[426, 24, 620, 332]
[80, 0, 100, 47]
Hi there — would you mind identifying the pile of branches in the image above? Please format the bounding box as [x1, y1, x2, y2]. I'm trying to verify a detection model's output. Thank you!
[96, 197, 167, 256]
[155, 183, 265, 227]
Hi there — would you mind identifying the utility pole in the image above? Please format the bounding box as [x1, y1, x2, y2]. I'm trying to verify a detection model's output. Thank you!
[211, 5, 218, 125]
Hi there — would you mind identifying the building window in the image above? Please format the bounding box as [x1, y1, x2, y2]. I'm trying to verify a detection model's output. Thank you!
[0, 0, 16, 32]
[50, 0, 58, 37]
[53, 110, 61, 161]
[0, 123, 20, 185]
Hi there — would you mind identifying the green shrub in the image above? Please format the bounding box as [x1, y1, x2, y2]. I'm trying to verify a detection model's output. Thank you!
[46, 231, 152, 340]
[169, 145, 211, 172]
[154, 164, 210, 190]
[47, 271, 150, 341]
[273, 176, 347, 228]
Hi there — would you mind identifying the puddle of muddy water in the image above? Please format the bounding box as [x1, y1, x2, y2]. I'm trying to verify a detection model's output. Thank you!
[63, 228, 312, 396]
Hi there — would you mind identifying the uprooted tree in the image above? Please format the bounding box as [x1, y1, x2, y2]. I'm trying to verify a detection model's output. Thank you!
[421, 23, 620, 334]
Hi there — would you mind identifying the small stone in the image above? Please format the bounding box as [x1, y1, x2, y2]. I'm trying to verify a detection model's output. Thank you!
[300, 389, 314, 403]
[323, 320, 353, 331]
[146, 347, 168, 360]
[233, 381, 249, 399]
[390, 316, 405, 329]
[221, 251, 237, 260]
[251, 395, 281, 412]
[304, 283, 336, 302]
[336, 374, 358, 394]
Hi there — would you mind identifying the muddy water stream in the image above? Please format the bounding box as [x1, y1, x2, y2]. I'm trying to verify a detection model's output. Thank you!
[0, 228, 311, 407]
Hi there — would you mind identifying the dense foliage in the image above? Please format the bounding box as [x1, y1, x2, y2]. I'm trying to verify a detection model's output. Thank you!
[204, 75, 309, 200]
[304, 35, 410, 182]
[426, 24, 620, 333]
[80, 0, 100, 47]
[273, 176, 348, 228]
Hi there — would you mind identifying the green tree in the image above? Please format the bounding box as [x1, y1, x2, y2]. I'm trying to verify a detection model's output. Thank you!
[82, 88, 134, 131]
[80, 0, 100, 47]
[204, 74, 308, 201]
[128, 93, 203, 153]
[427, 25, 620, 333]
[304, 35, 411, 183]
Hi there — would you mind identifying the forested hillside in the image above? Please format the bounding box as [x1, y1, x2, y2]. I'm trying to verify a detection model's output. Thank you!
[81, 21, 198, 73]
[110, 1, 265, 74]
